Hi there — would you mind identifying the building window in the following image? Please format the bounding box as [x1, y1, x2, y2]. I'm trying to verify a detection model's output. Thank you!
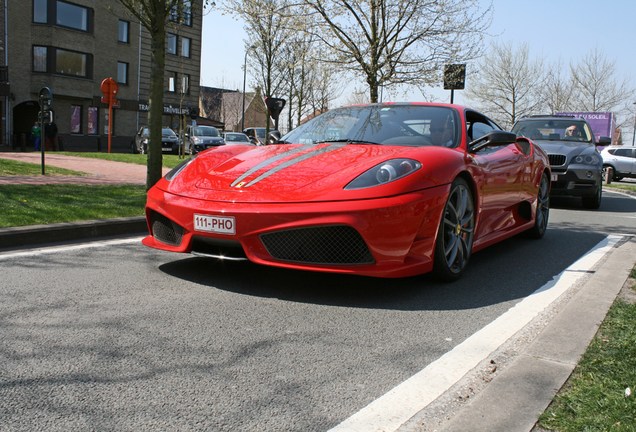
[117, 62, 128, 84]
[70, 105, 82, 134]
[33, 0, 47, 23]
[33, 45, 91, 77]
[118, 20, 129, 43]
[33, 0, 92, 32]
[56, 0, 89, 31]
[33, 46, 48, 72]
[181, 74, 190, 95]
[168, 71, 177, 93]
[169, 0, 192, 26]
[167, 33, 177, 55]
[87, 107, 98, 135]
[181, 37, 191, 58]
[55, 48, 89, 77]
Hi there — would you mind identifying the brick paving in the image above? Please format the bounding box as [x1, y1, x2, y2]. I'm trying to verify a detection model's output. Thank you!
[0, 152, 169, 185]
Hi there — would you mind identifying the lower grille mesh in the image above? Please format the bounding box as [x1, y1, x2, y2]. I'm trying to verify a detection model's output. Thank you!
[260, 225, 374, 265]
[150, 211, 184, 246]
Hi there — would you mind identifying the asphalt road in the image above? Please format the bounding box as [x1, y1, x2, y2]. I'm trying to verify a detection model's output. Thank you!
[1, 189, 635, 431]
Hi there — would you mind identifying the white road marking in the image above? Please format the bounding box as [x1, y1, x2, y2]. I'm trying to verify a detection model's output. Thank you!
[0, 237, 143, 260]
[329, 234, 624, 432]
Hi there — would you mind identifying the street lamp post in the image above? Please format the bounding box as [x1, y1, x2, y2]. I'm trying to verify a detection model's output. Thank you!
[241, 47, 254, 132]
[632, 102, 636, 146]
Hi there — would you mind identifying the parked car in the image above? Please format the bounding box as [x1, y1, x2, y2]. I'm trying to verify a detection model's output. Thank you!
[243, 127, 279, 145]
[143, 103, 550, 281]
[600, 145, 636, 181]
[222, 132, 253, 145]
[511, 115, 609, 209]
[185, 125, 225, 154]
[132, 126, 180, 154]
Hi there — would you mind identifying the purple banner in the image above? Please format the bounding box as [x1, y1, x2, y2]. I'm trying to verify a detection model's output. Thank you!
[556, 111, 615, 142]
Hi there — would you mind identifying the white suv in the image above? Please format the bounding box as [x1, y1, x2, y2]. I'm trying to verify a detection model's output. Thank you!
[601, 146, 636, 181]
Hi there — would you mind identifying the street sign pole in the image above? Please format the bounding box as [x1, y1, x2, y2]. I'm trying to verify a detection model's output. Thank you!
[100, 78, 119, 153]
[38, 87, 52, 175]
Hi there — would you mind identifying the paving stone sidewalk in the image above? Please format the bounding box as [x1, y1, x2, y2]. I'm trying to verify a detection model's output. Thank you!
[0, 152, 169, 185]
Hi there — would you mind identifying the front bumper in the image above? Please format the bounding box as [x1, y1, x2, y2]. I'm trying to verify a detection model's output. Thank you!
[549, 165, 601, 198]
[142, 185, 449, 278]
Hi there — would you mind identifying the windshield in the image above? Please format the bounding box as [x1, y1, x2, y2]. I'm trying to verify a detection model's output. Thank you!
[161, 128, 176, 136]
[194, 126, 220, 137]
[512, 119, 593, 143]
[281, 105, 460, 148]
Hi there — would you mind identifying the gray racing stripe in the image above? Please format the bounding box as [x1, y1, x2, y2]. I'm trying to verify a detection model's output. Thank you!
[243, 144, 343, 187]
[230, 144, 314, 187]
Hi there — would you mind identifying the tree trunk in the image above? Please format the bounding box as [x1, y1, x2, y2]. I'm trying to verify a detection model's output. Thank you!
[146, 18, 167, 190]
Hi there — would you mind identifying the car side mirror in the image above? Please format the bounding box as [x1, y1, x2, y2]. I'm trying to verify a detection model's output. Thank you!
[469, 131, 517, 153]
[596, 136, 611, 146]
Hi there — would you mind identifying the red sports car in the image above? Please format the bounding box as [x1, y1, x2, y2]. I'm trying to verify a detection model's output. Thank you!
[143, 103, 550, 280]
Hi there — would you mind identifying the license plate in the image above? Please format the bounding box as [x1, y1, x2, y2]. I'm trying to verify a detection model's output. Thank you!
[194, 214, 235, 235]
[551, 173, 559, 182]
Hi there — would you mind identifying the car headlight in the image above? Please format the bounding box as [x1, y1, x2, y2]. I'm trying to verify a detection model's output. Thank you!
[345, 159, 421, 190]
[573, 154, 600, 165]
[165, 157, 195, 181]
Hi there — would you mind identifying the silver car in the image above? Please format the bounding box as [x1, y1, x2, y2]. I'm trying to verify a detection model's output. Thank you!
[601, 145, 636, 181]
[512, 115, 609, 209]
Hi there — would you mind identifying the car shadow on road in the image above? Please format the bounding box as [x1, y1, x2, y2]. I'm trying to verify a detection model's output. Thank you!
[551, 190, 636, 214]
[158, 228, 608, 312]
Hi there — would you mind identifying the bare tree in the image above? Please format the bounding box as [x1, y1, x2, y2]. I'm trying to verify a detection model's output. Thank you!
[540, 60, 575, 114]
[466, 42, 544, 129]
[300, 0, 492, 103]
[222, 0, 295, 132]
[569, 48, 634, 113]
[118, 0, 207, 188]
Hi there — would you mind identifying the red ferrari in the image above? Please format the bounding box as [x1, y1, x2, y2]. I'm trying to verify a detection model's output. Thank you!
[143, 103, 550, 280]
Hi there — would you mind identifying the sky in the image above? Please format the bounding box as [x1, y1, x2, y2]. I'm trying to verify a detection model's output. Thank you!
[199, 0, 636, 128]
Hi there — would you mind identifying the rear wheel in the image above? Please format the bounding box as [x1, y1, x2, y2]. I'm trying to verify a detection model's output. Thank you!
[433, 178, 475, 282]
[526, 173, 550, 238]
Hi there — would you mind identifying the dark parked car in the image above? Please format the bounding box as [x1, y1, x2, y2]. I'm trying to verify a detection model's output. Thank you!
[512, 115, 609, 209]
[185, 125, 225, 154]
[243, 127, 279, 145]
[132, 126, 180, 154]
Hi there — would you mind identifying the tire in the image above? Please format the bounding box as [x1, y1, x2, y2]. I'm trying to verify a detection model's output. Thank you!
[433, 178, 475, 282]
[526, 173, 550, 239]
[582, 183, 602, 209]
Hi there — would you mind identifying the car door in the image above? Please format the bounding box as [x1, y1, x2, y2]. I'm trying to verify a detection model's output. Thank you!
[467, 114, 526, 237]
[615, 148, 636, 174]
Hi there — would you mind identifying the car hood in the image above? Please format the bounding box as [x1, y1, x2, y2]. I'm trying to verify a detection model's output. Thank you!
[533, 139, 595, 156]
[163, 143, 450, 203]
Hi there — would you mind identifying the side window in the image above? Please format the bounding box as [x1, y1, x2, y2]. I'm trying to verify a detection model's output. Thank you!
[470, 122, 495, 141]
[615, 149, 630, 157]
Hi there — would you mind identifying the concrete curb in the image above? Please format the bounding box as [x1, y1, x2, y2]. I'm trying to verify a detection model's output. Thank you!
[0, 216, 147, 250]
[434, 237, 636, 431]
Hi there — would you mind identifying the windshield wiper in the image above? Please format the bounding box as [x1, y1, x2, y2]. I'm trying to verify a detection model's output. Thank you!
[314, 139, 381, 145]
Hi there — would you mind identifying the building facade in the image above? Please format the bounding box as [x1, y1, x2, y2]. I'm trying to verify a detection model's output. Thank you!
[3, 0, 202, 152]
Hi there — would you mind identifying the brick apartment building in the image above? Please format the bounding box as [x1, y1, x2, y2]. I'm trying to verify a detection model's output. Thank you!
[1, 0, 202, 152]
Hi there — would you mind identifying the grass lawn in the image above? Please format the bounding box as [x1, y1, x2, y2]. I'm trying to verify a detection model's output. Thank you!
[538, 268, 636, 431]
[0, 184, 147, 227]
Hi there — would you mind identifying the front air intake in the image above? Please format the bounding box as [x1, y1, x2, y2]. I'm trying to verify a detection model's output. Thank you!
[260, 225, 374, 265]
[149, 211, 184, 246]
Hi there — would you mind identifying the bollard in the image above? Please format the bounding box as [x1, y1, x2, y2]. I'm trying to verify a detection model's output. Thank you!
[604, 167, 612, 185]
